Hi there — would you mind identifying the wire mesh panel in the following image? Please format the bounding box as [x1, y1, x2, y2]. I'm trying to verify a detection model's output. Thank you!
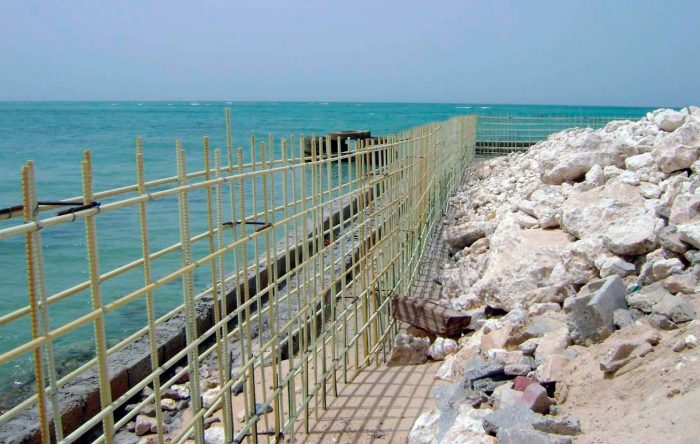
[475, 114, 644, 157]
[0, 112, 477, 443]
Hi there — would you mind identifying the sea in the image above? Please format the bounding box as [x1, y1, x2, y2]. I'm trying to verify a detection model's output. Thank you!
[0, 101, 655, 407]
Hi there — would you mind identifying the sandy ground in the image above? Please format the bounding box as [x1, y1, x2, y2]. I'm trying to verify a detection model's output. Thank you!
[559, 292, 700, 444]
[291, 361, 443, 443]
[173, 355, 443, 444]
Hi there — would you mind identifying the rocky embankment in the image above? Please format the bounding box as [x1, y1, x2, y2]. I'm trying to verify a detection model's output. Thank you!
[404, 108, 700, 443]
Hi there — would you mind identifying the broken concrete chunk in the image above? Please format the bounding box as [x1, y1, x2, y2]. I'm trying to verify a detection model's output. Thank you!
[483, 404, 541, 436]
[564, 275, 628, 345]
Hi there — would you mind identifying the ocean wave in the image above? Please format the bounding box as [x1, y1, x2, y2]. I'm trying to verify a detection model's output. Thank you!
[456, 106, 471, 109]
[480, 106, 490, 109]
[190, 102, 199, 106]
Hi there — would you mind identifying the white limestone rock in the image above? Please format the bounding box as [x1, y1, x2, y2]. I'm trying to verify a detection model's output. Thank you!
[678, 223, 700, 249]
[471, 218, 572, 311]
[602, 215, 664, 256]
[651, 258, 685, 281]
[428, 337, 459, 361]
[516, 212, 539, 229]
[435, 354, 463, 381]
[594, 255, 636, 278]
[625, 152, 655, 171]
[585, 164, 606, 187]
[408, 410, 441, 444]
[204, 427, 226, 444]
[663, 274, 697, 294]
[654, 109, 686, 132]
[202, 387, 223, 409]
[670, 193, 700, 224]
[640, 182, 661, 199]
[387, 334, 430, 366]
[560, 182, 651, 240]
[442, 405, 496, 444]
[653, 144, 699, 174]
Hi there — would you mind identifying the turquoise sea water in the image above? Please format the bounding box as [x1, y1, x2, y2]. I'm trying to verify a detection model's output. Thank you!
[0, 101, 653, 406]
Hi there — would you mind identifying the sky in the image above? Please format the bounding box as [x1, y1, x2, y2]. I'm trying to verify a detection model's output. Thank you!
[1, 0, 698, 107]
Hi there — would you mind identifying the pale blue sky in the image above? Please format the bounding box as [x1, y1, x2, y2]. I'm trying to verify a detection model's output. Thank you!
[1, 0, 698, 106]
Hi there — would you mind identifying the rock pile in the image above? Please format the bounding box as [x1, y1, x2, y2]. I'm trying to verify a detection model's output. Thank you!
[115, 364, 237, 444]
[407, 107, 700, 443]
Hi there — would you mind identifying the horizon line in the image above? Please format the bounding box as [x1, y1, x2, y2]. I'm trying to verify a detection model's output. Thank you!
[0, 99, 676, 109]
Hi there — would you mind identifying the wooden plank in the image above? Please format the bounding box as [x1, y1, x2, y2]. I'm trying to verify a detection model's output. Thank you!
[391, 297, 471, 337]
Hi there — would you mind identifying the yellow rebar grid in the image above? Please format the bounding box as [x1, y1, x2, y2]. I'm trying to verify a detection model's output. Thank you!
[0, 113, 477, 444]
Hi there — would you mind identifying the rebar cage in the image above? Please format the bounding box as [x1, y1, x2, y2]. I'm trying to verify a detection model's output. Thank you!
[0, 112, 476, 443]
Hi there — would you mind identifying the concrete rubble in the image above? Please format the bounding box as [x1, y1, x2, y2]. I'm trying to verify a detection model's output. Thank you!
[408, 108, 700, 443]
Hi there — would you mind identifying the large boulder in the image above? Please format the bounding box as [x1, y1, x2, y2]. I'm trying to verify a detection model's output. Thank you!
[472, 217, 573, 311]
[653, 109, 687, 132]
[538, 129, 635, 185]
[653, 144, 699, 174]
[602, 215, 664, 255]
[560, 182, 650, 240]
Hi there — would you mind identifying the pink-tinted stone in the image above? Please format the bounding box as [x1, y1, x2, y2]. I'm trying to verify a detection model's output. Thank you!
[512, 376, 538, 392]
[518, 383, 551, 414]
